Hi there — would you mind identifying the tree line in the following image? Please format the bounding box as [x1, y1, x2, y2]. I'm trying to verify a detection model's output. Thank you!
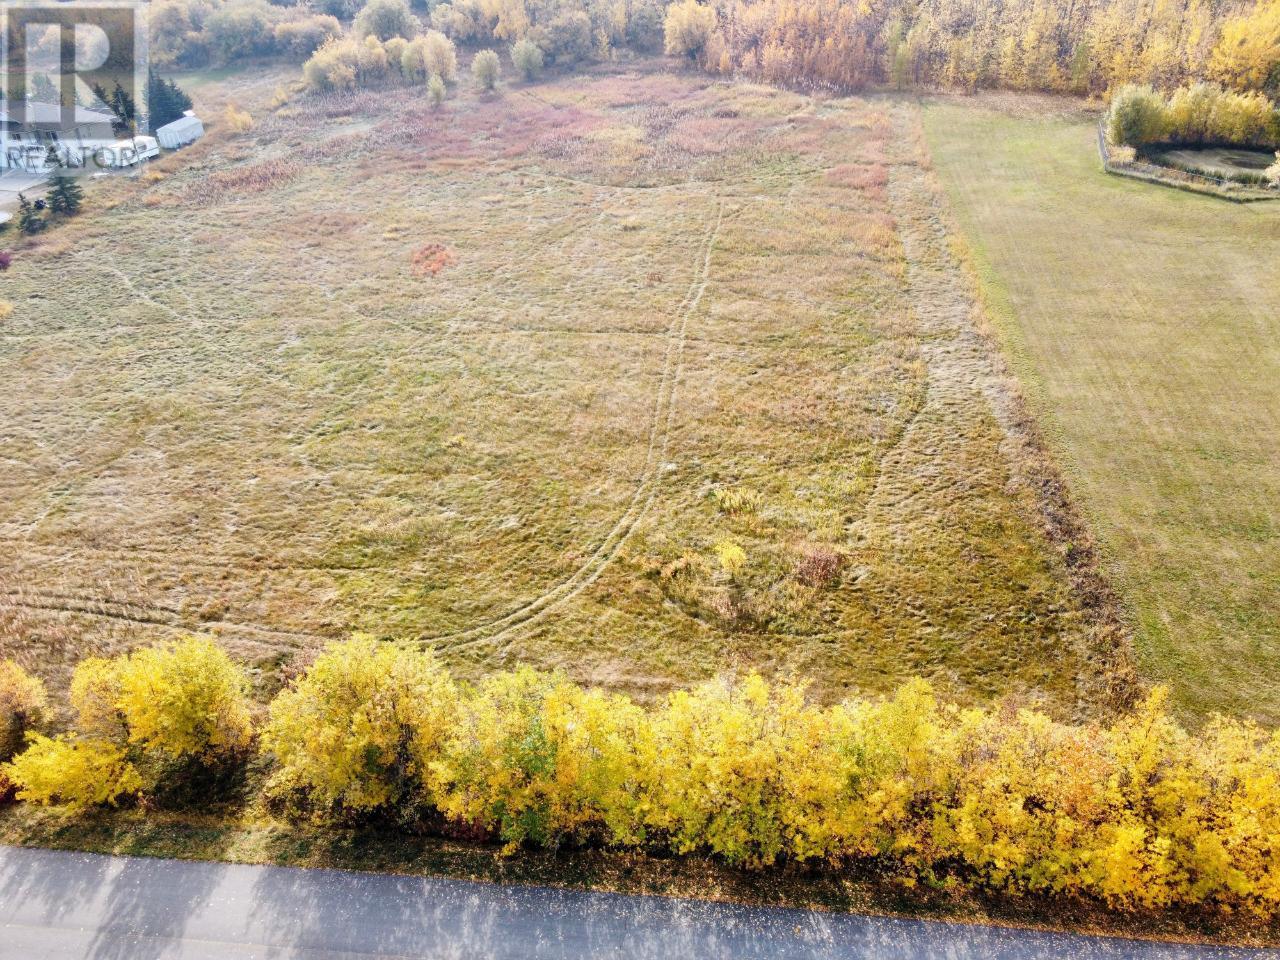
[136, 0, 1280, 97]
[663, 0, 1280, 95]
[3, 638, 1280, 917]
[1108, 81, 1279, 149]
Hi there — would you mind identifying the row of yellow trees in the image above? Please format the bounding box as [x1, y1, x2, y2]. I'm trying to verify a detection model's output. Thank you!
[303, 31, 459, 93]
[661, 0, 1280, 95]
[3, 638, 1280, 915]
[142, 0, 1280, 95]
[426, 0, 1280, 95]
[1107, 82, 1280, 149]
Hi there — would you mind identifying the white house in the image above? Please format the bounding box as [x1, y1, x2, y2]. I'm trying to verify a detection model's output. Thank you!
[155, 112, 204, 150]
[0, 100, 119, 172]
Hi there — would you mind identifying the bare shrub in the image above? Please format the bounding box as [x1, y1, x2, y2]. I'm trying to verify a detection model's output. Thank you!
[711, 487, 763, 516]
[794, 543, 842, 587]
[223, 102, 254, 133]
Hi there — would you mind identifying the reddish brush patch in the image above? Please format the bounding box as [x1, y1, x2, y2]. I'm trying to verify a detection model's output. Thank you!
[827, 162, 889, 191]
[826, 162, 889, 200]
[383, 97, 603, 169]
[410, 242, 457, 277]
[185, 159, 303, 206]
[665, 115, 751, 155]
[0, 250, 11, 271]
[595, 72, 706, 110]
[795, 544, 843, 587]
[761, 116, 858, 160]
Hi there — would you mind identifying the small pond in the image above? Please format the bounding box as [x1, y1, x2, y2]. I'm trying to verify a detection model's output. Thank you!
[1152, 146, 1276, 180]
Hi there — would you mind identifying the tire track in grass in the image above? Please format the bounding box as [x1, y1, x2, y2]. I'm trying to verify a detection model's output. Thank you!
[426, 200, 727, 654]
[6, 199, 726, 656]
[0, 592, 326, 646]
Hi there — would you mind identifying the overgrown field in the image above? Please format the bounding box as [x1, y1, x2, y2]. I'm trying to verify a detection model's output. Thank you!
[0, 66, 1123, 716]
[923, 95, 1280, 723]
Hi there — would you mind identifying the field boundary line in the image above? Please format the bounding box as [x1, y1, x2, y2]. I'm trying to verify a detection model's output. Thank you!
[903, 104, 1138, 714]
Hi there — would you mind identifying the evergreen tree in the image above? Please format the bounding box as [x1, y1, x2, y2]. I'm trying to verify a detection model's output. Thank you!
[108, 82, 138, 134]
[48, 176, 84, 217]
[31, 73, 59, 105]
[168, 76, 193, 119]
[91, 82, 112, 112]
[16, 194, 44, 235]
[147, 69, 194, 129]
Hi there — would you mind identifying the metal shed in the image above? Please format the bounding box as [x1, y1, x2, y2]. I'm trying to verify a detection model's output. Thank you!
[155, 114, 204, 150]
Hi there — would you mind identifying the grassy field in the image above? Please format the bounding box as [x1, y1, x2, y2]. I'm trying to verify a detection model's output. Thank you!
[923, 95, 1280, 723]
[0, 66, 1125, 717]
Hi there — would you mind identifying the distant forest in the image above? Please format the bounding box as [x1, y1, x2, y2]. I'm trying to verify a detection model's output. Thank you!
[667, 0, 1280, 95]
[60, 0, 1279, 97]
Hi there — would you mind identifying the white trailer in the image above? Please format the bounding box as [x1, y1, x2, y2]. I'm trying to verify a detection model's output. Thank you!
[98, 136, 159, 168]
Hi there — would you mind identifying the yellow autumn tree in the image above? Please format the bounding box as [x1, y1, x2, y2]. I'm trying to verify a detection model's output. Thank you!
[262, 637, 458, 817]
[835, 677, 957, 870]
[4, 735, 143, 812]
[935, 706, 1114, 897]
[1210, 0, 1280, 92]
[640, 674, 850, 867]
[428, 667, 648, 849]
[114, 638, 254, 759]
[0, 660, 47, 762]
[663, 0, 715, 59]
[3, 638, 252, 810]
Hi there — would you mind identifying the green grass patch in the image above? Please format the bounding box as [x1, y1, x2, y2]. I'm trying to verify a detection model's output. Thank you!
[923, 94, 1280, 723]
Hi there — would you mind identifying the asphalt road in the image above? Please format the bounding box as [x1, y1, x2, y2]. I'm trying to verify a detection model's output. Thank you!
[0, 168, 49, 218]
[0, 846, 1275, 960]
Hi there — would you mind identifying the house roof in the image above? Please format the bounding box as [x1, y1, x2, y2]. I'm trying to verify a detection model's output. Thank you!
[0, 100, 117, 126]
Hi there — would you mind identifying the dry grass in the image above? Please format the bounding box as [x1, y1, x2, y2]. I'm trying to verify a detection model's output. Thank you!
[924, 94, 1280, 723]
[0, 65, 1121, 718]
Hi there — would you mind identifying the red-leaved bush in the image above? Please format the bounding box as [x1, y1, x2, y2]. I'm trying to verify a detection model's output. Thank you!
[410, 243, 457, 278]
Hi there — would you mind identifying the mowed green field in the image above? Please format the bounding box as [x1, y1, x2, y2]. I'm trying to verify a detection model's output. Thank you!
[0, 69, 1125, 716]
[923, 96, 1280, 722]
